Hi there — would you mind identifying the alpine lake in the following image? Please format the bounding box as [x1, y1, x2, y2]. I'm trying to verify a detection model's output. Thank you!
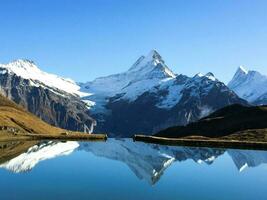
[0, 138, 267, 200]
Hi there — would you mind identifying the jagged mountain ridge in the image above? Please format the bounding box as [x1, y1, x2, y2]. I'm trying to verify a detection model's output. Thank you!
[0, 51, 248, 136]
[228, 66, 267, 105]
[0, 59, 88, 97]
[0, 60, 96, 133]
[81, 50, 247, 136]
[80, 50, 176, 113]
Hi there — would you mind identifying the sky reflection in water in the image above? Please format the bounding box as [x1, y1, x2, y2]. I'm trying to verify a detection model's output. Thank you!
[0, 139, 267, 200]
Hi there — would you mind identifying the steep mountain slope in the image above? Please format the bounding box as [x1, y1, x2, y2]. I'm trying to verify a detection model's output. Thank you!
[0, 51, 248, 136]
[0, 94, 64, 134]
[82, 50, 247, 136]
[155, 104, 267, 139]
[228, 66, 267, 105]
[80, 50, 176, 113]
[0, 59, 87, 97]
[0, 60, 96, 133]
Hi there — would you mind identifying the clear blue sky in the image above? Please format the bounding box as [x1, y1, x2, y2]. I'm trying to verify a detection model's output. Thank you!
[1, 0, 267, 83]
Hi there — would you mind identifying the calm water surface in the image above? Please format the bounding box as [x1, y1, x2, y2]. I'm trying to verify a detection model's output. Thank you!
[0, 139, 267, 200]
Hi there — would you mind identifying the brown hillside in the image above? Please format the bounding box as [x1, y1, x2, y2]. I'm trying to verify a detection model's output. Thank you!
[0, 94, 63, 135]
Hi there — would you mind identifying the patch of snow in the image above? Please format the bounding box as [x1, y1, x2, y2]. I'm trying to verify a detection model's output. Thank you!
[205, 72, 216, 81]
[156, 79, 184, 109]
[0, 68, 7, 74]
[239, 163, 248, 172]
[80, 50, 177, 112]
[83, 99, 96, 109]
[238, 65, 248, 74]
[0, 59, 90, 97]
[228, 66, 267, 102]
[199, 105, 213, 118]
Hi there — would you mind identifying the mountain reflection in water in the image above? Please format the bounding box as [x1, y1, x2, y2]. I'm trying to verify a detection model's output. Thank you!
[0, 139, 267, 185]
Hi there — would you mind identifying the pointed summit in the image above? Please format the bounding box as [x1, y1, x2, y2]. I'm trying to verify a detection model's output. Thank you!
[228, 66, 267, 103]
[142, 49, 165, 66]
[129, 50, 175, 78]
[129, 49, 162, 71]
[205, 72, 216, 81]
[205, 72, 215, 77]
[236, 66, 248, 75]
[8, 59, 38, 70]
[228, 66, 249, 89]
[146, 49, 162, 61]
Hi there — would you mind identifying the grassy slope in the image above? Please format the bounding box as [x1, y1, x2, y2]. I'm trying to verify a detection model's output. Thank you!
[0, 95, 107, 141]
[155, 104, 267, 140]
[0, 94, 63, 135]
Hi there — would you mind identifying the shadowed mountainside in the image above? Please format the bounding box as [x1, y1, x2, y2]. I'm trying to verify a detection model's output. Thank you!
[155, 104, 267, 139]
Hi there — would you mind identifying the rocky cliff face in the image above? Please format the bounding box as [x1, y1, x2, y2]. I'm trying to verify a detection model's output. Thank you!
[0, 61, 96, 133]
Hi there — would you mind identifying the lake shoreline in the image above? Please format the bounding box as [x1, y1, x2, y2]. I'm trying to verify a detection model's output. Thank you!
[0, 132, 107, 142]
[133, 135, 267, 150]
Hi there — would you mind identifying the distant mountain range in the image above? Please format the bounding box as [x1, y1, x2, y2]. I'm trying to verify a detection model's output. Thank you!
[228, 66, 267, 105]
[84, 51, 247, 136]
[0, 50, 266, 136]
[1, 139, 267, 185]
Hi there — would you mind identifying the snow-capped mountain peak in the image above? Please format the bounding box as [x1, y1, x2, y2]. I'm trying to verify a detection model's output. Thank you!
[81, 50, 177, 109]
[228, 66, 248, 87]
[237, 65, 248, 75]
[147, 49, 161, 59]
[228, 66, 267, 104]
[204, 72, 216, 81]
[128, 50, 176, 78]
[194, 73, 204, 78]
[9, 59, 38, 69]
[144, 49, 165, 65]
[192, 72, 216, 82]
[0, 59, 89, 97]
